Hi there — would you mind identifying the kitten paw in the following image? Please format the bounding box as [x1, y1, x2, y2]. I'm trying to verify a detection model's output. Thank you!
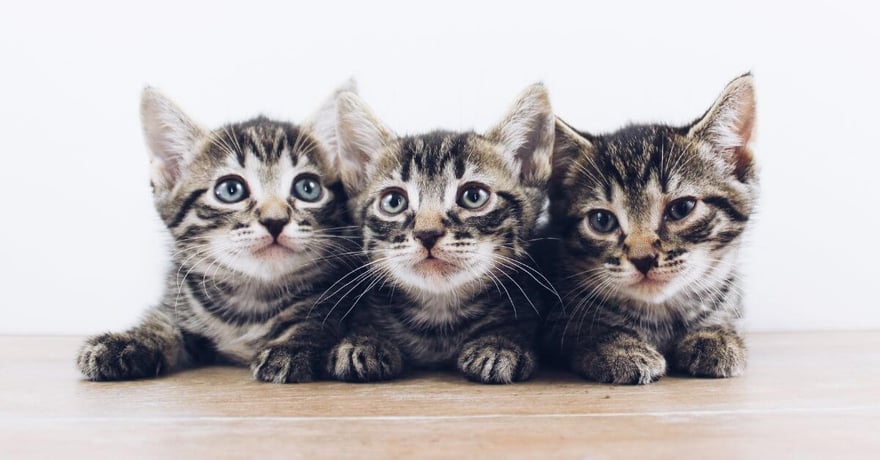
[457, 337, 537, 384]
[327, 336, 403, 382]
[76, 333, 165, 381]
[673, 328, 746, 378]
[574, 338, 666, 385]
[252, 345, 317, 383]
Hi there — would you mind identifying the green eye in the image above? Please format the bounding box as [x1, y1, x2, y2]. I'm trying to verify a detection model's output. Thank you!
[458, 184, 490, 210]
[214, 176, 249, 203]
[292, 175, 322, 202]
[379, 189, 408, 215]
[666, 197, 697, 221]
[588, 210, 618, 234]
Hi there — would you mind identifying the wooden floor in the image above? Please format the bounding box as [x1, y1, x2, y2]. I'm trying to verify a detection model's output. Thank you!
[1, 333, 878, 459]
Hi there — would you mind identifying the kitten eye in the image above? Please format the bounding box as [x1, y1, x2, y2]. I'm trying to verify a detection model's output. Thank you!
[457, 184, 490, 210]
[666, 197, 697, 221]
[379, 189, 408, 216]
[291, 174, 323, 202]
[214, 176, 249, 203]
[587, 210, 618, 234]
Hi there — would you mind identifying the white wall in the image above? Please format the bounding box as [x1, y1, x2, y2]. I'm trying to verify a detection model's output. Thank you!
[1, 0, 877, 334]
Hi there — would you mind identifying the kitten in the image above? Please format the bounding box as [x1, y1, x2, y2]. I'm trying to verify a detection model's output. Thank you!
[323, 85, 556, 384]
[542, 74, 758, 384]
[76, 82, 358, 383]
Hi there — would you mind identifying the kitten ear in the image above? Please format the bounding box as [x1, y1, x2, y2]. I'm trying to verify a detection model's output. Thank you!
[688, 73, 757, 180]
[303, 78, 358, 178]
[335, 91, 396, 193]
[140, 87, 206, 192]
[550, 117, 594, 192]
[486, 83, 555, 187]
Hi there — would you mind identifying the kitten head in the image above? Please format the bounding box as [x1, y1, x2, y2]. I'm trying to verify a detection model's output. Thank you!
[141, 81, 356, 283]
[335, 85, 554, 297]
[551, 74, 758, 306]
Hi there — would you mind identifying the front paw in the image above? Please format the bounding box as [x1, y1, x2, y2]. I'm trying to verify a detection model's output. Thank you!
[673, 328, 746, 378]
[457, 337, 537, 384]
[252, 345, 317, 383]
[574, 338, 666, 385]
[327, 336, 403, 382]
[76, 333, 165, 381]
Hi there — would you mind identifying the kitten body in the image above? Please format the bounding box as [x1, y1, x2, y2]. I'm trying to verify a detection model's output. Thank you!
[77, 83, 358, 383]
[326, 86, 556, 384]
[542, 75, 758, 384]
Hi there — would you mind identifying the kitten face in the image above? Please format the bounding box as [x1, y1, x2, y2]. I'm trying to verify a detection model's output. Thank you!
[552, 75, 758, 306]
[141, 87, 352, 283]
[359, 134, 536, 295]
[172, 122, 347, 281]
[334, 86, 554, 299]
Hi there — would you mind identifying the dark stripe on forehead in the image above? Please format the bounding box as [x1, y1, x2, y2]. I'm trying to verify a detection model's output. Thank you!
[400, 145, 414, 182]
[597, 148, 627, 192]
[169, 189, 207, 228]
[644, 139, 666, 189]
[454, 151, 466, 179]
[399, 132, 470, 182]
[218, 117, 305, 165]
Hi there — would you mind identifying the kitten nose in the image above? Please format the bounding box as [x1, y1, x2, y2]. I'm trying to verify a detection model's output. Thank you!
[414, 228, 445, 250]
[630, 255, 658, 275]
[260, 218, 289, 239]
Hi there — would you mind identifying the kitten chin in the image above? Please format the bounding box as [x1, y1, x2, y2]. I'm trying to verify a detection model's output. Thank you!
[542, 74, 757, 384]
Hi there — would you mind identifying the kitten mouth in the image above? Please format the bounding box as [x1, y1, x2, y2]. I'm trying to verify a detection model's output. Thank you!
[628, 274, 678, 298]
[635, 277, 667, 288]
[412, 256, 459, 276]
[253, 242, 296, 258]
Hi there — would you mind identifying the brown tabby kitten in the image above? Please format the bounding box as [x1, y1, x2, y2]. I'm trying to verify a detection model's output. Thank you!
[324, 85, 555, 384]
[76, 83, 358, 383]
[542, 75, 758, 384]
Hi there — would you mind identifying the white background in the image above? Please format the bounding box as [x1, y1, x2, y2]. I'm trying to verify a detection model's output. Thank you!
[1, 0, 877, 334]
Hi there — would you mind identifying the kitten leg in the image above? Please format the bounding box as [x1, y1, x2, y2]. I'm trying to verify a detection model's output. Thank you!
[76, 309, 184, 381]
[326, 329, 404, 383]
[571, 332, 666, 385]
[672, 327, 746, 378]
[457, 328, 538, 384]
[252, 320, 339, 384]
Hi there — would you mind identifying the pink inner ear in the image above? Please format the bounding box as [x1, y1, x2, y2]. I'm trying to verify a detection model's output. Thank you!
[731, 91, 757, 182]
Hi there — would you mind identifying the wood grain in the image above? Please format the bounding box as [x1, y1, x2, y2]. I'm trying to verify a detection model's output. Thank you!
[1, 332, 878, 459]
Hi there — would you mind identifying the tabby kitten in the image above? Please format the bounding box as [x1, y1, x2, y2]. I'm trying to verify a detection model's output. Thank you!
[76, 83, 357, 383]
[543, 75, 758, 384]
[324, 85, 555, 384]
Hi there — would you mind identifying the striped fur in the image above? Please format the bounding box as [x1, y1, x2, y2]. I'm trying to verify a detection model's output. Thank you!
[77, 83, 360, 383]
[326, 85, 556, 384]
[542, 75, 758, 384]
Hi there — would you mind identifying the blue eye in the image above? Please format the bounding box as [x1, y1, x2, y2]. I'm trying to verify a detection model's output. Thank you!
[588, 210, 618, 234]
[292, 175, 323, 202]
[214, 176, 249, 203]
[379, 189, 408, 215]
[666, 197, 697, 221]
[458, 184, 491, 210]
